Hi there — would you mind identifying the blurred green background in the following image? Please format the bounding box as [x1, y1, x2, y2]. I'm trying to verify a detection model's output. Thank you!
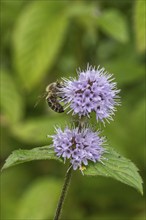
[0, 0, 145, 220]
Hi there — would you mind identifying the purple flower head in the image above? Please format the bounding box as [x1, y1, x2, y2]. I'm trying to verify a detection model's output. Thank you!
[51, 127, 105, 171]
[61, 65, 120, 123]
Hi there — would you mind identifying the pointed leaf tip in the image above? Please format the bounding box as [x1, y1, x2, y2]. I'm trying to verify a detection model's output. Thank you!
[2, 145, 63, 170]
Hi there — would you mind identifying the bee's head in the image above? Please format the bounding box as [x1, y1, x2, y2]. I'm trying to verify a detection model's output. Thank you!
[45, 82, 56, 92]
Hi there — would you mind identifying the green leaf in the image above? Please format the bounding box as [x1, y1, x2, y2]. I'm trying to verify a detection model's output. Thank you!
[2, 145, 63, 170]
[128, 99, 145, 161]
[67, 2, 97, 17]
[130, 99, 145, 137]
[97, 9, 129, 43]
[11, 115, 69, 144]
[17, 178, 62, 219]
[13, 1, 68, 90]
[1, 1, 24, 51]
[134, 0, 146, 53]
[0, 70, 24, 123]
[101, 44, 145, 85]
[84, 147, 143, 195]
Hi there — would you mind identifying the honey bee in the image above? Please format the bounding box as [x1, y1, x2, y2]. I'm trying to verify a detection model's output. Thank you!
[45, 81, 64, 113]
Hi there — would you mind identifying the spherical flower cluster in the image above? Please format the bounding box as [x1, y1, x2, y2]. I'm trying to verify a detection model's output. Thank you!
[51, 127, 105, 171]
[61, 65, 120, 122]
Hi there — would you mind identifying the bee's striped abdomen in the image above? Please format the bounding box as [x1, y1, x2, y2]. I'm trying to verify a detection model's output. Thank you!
[47, 97, 64, 113]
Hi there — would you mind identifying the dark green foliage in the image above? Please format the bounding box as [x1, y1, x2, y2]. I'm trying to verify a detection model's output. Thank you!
[85, 147, 143, 195]
[2, 145, 63, 170]
[2, 145, 143, 195]
[1, 0, 145, 219]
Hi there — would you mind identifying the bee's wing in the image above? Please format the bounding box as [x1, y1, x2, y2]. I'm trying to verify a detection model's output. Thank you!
[34, 91, 47, 108]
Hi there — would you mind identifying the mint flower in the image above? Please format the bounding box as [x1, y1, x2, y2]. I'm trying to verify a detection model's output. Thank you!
[51, 127, 105, 171]
[61, 65, 120, 122]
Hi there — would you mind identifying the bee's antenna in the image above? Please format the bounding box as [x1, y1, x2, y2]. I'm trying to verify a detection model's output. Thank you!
[34, 92, 47, 108]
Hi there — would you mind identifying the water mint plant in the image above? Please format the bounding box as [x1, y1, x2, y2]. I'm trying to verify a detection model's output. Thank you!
[2, 65, 143, 220]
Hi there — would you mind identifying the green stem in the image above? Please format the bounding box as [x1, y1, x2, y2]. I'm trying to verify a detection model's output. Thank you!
[53, 166, 72, 220]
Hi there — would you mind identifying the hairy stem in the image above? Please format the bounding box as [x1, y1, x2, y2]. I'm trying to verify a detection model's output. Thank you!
[53, 166, 72, 220]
